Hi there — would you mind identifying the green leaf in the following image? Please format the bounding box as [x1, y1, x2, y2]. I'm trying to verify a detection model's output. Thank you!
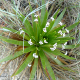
[13, 51, 34, 76]
[46, 20, 55, 33]
[1, 27, 18, 33]
[0, 36, 29, 46]
[19, 14, 34, 36]
[28, 1, 34, 23]
[41, 10, 48, 29]
[45, 52, 63, 66]
[41, 0, 46, 24]
[29, 58, 38, 80]
[0, 46, 35, 63]
[43, 53, 56, 80]
[56, 37, 74, 40]
[33, 22, 38, 41]
[23, 46, 35, 53]
[1, 27, 29, 40]
[42, 47, 75, 60]
[53, 9, 60, 19]
[67, 21, 80, 31]
[57, 44, 77, 49]
[39, 49, 46, 69]
[54, 50, 75, 60]
[36, 23, 40, 41]
[51, 8, 66, 30]
[52, 24, 66, 32]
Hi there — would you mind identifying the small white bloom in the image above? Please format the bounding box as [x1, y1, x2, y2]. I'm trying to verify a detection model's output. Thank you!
[44, 40, 48, 43]
[19, 28, 22, 31]
[33, 53, 38, 58]
[28, 39, 33, 45]
[65, 51, 68, 55]
[45, 22, 50, 27]
[34, 55, 38, 58]
[55, 56, 57, 59]
[43, 28, 47, 32]
[62, 45, 65, 50]
[50, 47, 56, 51]
[20, 30, 24, 34]
[53, 43, 57, 47]
[34, 14, 38, 17]
[58, 22, 63, 26]
[2, 62, 5, 64]
[33, 53, 36, 57]
[46, 22, 50, 25]
[28, 64, 31, 67]
[63, 33, 65, 37]
[51, 17, 54, 21]
[39, 40, 43, 45]
[65, 29, 69, 33]
[58, 30, 63, 35]
[34, 19, 38, 22]
[64, 42, 67, 46]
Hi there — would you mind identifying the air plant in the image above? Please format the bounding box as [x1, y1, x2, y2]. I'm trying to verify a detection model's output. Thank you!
[0, 1, 80, 80]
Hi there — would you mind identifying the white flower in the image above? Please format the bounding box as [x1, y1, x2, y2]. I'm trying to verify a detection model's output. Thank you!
[39, 40, 43, 45]
[34, 14, 38, 17]
[58, 30, 63, 35]
[19, 28, 22, 30]
[62, 45, 65, 50]
[64, 42, 67, 46]
[43, 28, 47, 32]
[28, 39, 33, 45]
[28, 64, 31, 67]
[51, 17, 54, 21]
[33, 53, 38, 58]
[2, 62, 5, 64]
[58, 22, 63, 26]
[65, 29, 69, 33]
[20, 30, 24, 34]
[53, 43, 57, 47]
[65, 51, 68, 55]
[34, 55, 38, 58]
[50, 43, 57, 51]
[55, 56, 57, 59]
[45, 22, 50, 27]
[63, 33, 65, 37]
[33, 53, 36, 57]
[34, 19, 38, 22]
[50, 47, 56, 51]
[44, 40, 48, 43]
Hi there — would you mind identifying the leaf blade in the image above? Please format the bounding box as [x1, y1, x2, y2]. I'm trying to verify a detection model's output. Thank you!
[51, 8, 66, 30]
[13, 52, 33, 76]
[0, 36, 29, 46]
[29, 58, 38, 80]
[0, 46, 35, 63]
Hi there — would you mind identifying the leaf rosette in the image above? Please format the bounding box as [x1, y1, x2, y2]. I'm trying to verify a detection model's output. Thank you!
[0, 1, 80, 80]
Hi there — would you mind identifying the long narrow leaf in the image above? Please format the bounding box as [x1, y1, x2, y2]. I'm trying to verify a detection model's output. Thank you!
[41, 0, 46, 24]
[19, 14, 34, 36]
[42, 47, 75, 60]
[0, 27, 29, 40]
[51, 8, 66, 30]
[0, 46, 35, 63]
[39, 49, 46, 69]
[44, 53, 56, 80]
[29, 58, 38, 80]
[67, 21, 80, 31]
[0, 36, 29, 46]
[13, 51, 34, 76]
[45, 52, 63, 66]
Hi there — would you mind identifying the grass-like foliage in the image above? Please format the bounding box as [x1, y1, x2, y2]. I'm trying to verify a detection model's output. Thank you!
[0, 1, 80, 80]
